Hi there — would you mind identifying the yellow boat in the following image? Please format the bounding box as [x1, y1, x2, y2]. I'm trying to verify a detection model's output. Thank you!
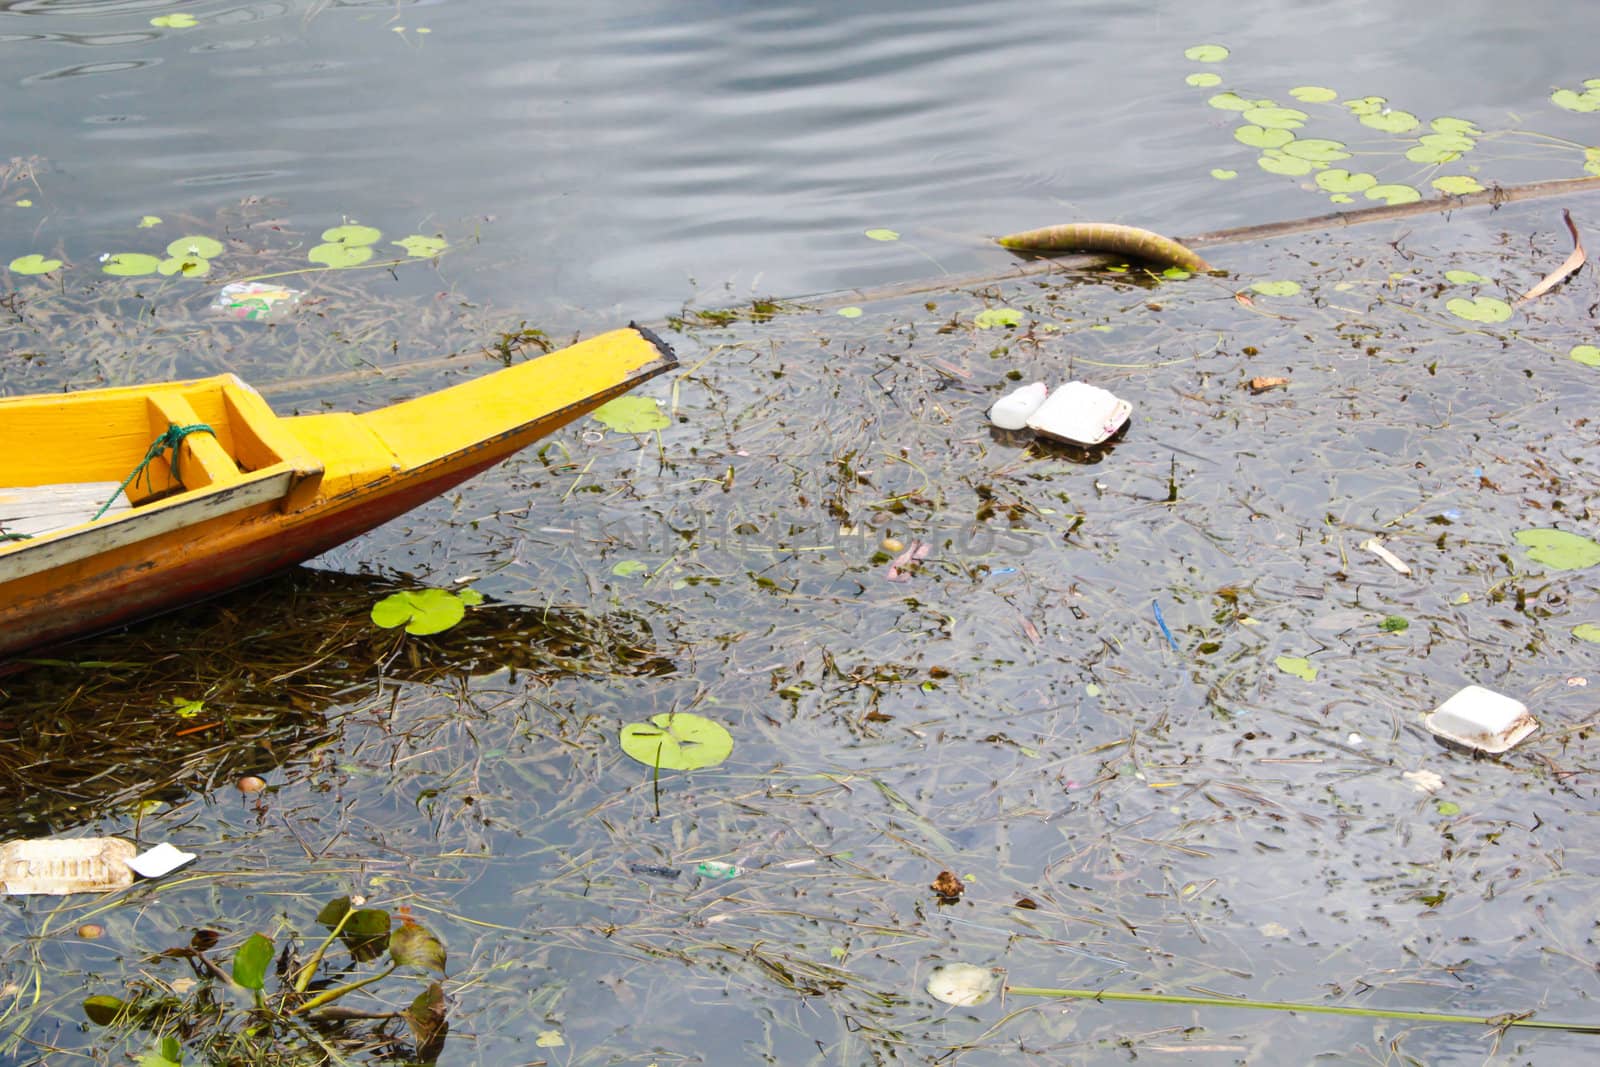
[0, 325, 675, 659]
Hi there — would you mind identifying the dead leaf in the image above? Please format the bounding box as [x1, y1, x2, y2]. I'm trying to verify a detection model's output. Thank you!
[930, 870, 964, 903]
[1248, 376, 1289, 394]
[1515, 209, 1585, 305]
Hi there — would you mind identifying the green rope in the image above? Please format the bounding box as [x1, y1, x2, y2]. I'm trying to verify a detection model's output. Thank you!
[93, 422, 215, 522]
[0, 531, 30, 542]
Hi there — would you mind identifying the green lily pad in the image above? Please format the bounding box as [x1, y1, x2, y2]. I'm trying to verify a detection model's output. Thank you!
[1250, 280, 1301, 297]
[170, 697, 204, 718]
[619, 712, 733, 771]
[1364, 183, 1421, 205]
[14, 198, 31, 207]
[150, 13, 197, 28]
[1242, 105, 1308, 130]
[1572, 623, 1600, 643]
[308, 242, 374, 268]
[837, 306, 864, 318]
[394, 234, 447, 257]
[864, 228, 900, 241]
[1315, 168, 1377, 193]
[1283, 138, 1350, 162]
[1444, 269, 1489, 284]
[1432, 175, 1484, 195]
[1552, 87, 1600, 113]
[1329, 194, 1353, 204]
[1343, 95, 1387, 116]
[1184, 43, 1229, 63]
[137, 215, 162, 228]
[1446, 295, 1512, 323]
[1289, 85, 1337, 103]
[1513, 528, 1600, 570]
[1431, 116, 1481, 136]
[1275, 655, 1318, 682]
[101, 253, 162, 277]
[1207, 91, 1254, 112]
[371, 588, 469, 635]
[974, 308, 1022, 329]
[1570, 344, 1600, 367]
[1406, 133, 1476, 164]
[8, 254, 62, 275]
[611, 560, 648, 577]
[166, 235, 222, 259]
[1210, 168, 1238, 180]
[1257, 151, 1312, 176]
[1360, 109, 1420, 133]
[158, 255, 210, 277]
[1234, 125, 1294, 149]
[1586, 149, 1600, 177]
[592, 395, 669, 433]
[1186, 72, 1222, 88]
[1435, 800, 1461, 816]
[321, 223, 382, 246]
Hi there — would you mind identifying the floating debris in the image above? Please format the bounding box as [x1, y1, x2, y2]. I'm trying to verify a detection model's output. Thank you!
[1424, 685, 1539, 754]
[1403, 768, 1446, 793]
[1026, 382, 1132, 446]
[988, 381, 1048, 430]
[1, 838, 135, 895]
[925, 962, 1002, 1007]
[1361, 537, 1412, 576]
[127, 842, 197, 880]
[1248, 375, 1289, 393]
[930, 870, 964, 903]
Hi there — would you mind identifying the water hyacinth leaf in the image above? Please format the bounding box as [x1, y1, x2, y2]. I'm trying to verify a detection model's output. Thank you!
[1433, 175, 1484, 195]
[1210, 168, 1238, 180]
[1315, 168, 1377, 193]
[1570, 344, 1600, 367]
[1275, 655, 1317, 681]
[925, 962, 1001, 1006]
[973, 308, 1022, 329]
[321, 223, 382, 246]
[102, 252, 162, 276]
[1444, 269, 1489, 284]
[138, 215, 162, 228]
[1186, 72, 1222, 88]
[1364, 183, 1421, 205]
[1282, 138, 1350, 162]
[592, 395, 669, 432]
[166, 235, 222, 259]
[370, 588, 468, 635]
[619, 711, 734, 770]
[317, 896, 353, 926]
[1258, 151, 1312, 175]
[864, 228, 900, 241]
[1289, 85, 1338, 103]
[1513, 528, 1600, 570]
[342, 908, 393, 962]
[8, 254, 62, 275]
[837, 306, 864, 318]
[1250, 280, 1301, 297]
[232, 932, 274, 991]
[395, 234, 447, 257]
[390, 920, 448, 974]
[308, 242, 374, 268]
[1445, 295, 1512, 323]
[1360, 109, 1420, 133]
[158, 255, 210, 277]
[1184, 43, 1229, 62]
[1234, 125, 1294, 149]
[1207, 91, 1254, 111]
[1344, 95, 1386, 116]
[1242, 105, 1308, 129]
[611, 560, 647, 577]
[82, 995, 127, 1026]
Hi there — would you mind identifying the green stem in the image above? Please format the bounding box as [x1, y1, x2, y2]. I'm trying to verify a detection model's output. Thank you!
[1004, 986, 1600, 1033]
[290, 963, 397, 1016]
[293, 908, 357, 994]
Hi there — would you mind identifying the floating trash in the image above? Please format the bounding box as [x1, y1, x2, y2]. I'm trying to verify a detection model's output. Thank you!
[1362, 538, 1412, 576]
[989, 381, 1048, 430]
[925, 961, 1002, 1006]
[1424, 685, 1539, 754]
[127, 842, 197, 879]
[213, 281, 301, 322]
[696, 860, 741, 879]
[1026, 381, 1132, 445]
[1, 837, 135, 895]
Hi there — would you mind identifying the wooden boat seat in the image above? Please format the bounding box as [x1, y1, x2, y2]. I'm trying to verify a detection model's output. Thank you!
[145, 392, 242, 491]
[0, 482, 133, 539]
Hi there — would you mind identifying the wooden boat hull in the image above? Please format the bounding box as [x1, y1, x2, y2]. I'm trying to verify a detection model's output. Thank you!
[0, 326, 675, 659]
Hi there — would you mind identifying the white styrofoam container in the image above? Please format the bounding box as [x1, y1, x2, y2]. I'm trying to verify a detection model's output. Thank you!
[1026, 381, 1132, 446]
[988, 382, 1048, 430]
[1424, 684, 1539, 754]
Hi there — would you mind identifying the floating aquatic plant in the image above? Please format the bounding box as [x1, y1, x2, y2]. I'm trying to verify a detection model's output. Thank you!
[619, 712, 733, 771]
[8, 254, 61, 275]
[370, 587, 483, 635]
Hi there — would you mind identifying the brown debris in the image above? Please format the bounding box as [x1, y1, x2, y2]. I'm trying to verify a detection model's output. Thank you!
[930, 870, 964, 903]
[1248, 376, 1289, 394]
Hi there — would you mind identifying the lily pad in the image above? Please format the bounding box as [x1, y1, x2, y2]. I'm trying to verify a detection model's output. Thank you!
[1343, 95, 1387, 116]
[1257, 150, 1312, 176]
[1513, 528, 1600, 571]
[973, 308, 1022, 329]
[592, 395, 669, 433]
[394, 234, 447, 257]
[925, 962, 1001, 1007]
[150, 13, 197, 28]
[371, 588, 469, 635]
[1275, 655, 1318, 682]
[619, 712, 733, 771]
[1572, 623, 1600, 643]
[1315, 169, 1377, 193]
[158, 255, 210, 277]
[1446, 295, 1512, 323]
[138, 215, 162, 228]
[166, 235, 222, 259]
[1360, 109, 1420, 133]
[1206, 91, 1254, 112]
[837, 306, 864, 318]
[611, 560, 648, 577]
[308, 242, 374, 268]
[864, 228, 900, 241]
[1444, 269, 1489, 284]
[1242, 105, 1308, 130]
[1289, 85, 1338, 103]
[1183, 43, 1229, 63]
[1364, 183, 1421, 206]
[1432, 175, 1484, 195]
[8, 254, 62, 275]
[101, 253, 162, 277]
[1283, 138, 1350, 162]
[1235, 125, 1295, 149]
[1570, 344, 1600, 367]
[1186, 72, 1222, 88]
[1250, 280, 1301, 297]
[1431, 116, 1481, 136]
[1210, 168, 1238, 180]
[321, 223, 382, 246]
[1552, 86, 1600, 113]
